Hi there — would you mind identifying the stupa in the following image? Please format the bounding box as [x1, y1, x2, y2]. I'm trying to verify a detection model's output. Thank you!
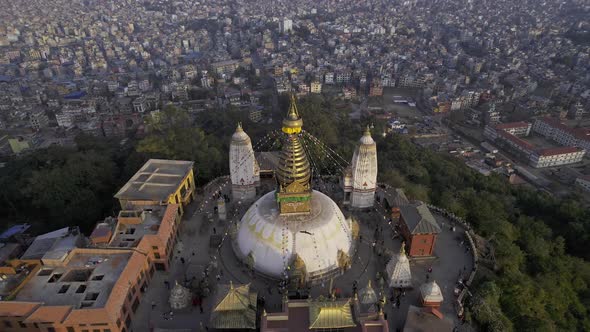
[234, 95, 353, 280]
[169, 281, 191, 310]
[420, 280, 444, 308]
[386, 243, 412, 288]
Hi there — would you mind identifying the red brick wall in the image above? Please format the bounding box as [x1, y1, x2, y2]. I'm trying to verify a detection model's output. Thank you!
[409, 234, 436, 256]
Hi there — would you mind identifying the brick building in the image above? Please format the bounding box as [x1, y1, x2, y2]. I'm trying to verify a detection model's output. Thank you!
[399, 202, 441, 257]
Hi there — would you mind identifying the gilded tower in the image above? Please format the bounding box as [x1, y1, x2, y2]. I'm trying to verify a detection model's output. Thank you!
[275, 95, 312, 215]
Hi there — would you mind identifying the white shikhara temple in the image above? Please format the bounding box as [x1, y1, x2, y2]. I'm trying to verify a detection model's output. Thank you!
[233, 96, 354, 281]
[386, 244, 412, 288]
[342, 126, 378, 208]
[229, 122, 260, 201]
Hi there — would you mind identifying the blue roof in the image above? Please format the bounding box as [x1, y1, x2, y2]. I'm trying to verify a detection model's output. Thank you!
[184, 51, 203, 60]
[0, 224, 30, 239]
[64, 91, 86, 99]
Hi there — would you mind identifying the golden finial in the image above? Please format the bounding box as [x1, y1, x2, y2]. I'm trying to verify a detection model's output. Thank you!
[229, 280, 234, 290]
[400, 241, 406, 255]
[367, 279, 373, 289]
[364, 125, 371, 136]
[263, 309, 267, 316]
[236, 122, 243, 131]
[282, 94, 303, 134]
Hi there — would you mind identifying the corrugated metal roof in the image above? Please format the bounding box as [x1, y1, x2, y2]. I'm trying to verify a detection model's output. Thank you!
[308, 299, 356, 329]
[400, 202, 441, 234]
[210, 283, 257, 329]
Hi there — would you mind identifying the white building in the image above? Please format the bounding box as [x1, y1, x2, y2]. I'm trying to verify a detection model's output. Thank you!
[229, 123, 260, 201]
[344, 127, 378, 208]
[533, 117, 590, 152]
[279, 18, 293, 34]
[29, 110, 49, 130]
[529, 147, 585, 168]
[310, 81, 322, 94]
[575, 176, 590, 192]
[386, 245, 412, 288]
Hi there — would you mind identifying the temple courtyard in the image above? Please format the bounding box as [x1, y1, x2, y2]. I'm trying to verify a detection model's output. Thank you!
[131, 178, 475, 332]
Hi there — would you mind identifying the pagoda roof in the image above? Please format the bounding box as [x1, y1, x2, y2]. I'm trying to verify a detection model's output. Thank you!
[210, 282, 257, 329]
[309, 298, 356, 329]
[400, 202, 441, 234]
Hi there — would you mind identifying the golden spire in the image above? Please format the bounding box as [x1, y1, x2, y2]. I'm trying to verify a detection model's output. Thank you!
[401, 241, 406, 255]
[282, 94, 303, 134]
[236, 122, 243, 132]
[364, 125, 371, 136]
[276, 94, 312, 215]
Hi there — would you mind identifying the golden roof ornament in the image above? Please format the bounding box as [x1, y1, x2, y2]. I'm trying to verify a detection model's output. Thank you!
[282, 94, 303, 134]
[275, 93, 312, 215]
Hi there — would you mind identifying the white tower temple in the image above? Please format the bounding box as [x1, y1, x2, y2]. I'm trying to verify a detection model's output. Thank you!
[349, 126, 378, 208]
[229, 123, 260, 201]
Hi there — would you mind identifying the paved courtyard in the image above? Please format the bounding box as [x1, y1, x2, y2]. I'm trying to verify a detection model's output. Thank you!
[132, 178, 475, 332]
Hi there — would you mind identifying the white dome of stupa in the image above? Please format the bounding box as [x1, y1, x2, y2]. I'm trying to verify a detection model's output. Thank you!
[235, 190, 353, 278]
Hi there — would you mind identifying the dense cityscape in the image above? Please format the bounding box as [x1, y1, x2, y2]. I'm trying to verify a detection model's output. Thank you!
[0, 0, 589, 331]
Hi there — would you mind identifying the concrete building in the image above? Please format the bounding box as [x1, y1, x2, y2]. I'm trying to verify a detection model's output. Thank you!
[310, 81, 322, 94]
[29, 111, 48, 131]
[0, 247, 154, 332]
[114, 159, 195, 216]
[532, 117, 590, 152]
[484, 122, 531, 140]
[279, 18, 293, 34]
[575, 175, 590, 192]
[529, 147, 585, 168]
[399, 202, 441, 257]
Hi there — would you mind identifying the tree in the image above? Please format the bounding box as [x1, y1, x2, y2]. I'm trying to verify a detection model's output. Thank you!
[137, 105, 225, 183]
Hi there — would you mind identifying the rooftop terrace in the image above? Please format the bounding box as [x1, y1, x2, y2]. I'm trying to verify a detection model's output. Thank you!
[109, 206, 167, 248]
[114, 159, 193, 202]
[15, 251, 132, 309]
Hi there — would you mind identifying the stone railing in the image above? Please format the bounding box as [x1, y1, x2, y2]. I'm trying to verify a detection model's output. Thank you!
[425, 204, 478, 305]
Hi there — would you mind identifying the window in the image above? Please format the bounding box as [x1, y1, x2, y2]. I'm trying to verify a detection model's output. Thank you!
[4, 320, 12, 328]
[58, 285, 70, 294]
[84, 292, 100, 301]
[67, 327, 75, 332]
[47, 328, 56, 332]
[91, 275, 104, 281]
[132, 297, 140, 313]
[38, 269, 53, 276]
[127, 291, 133, 302]
[19, 321, 26, 328]
[116, 319, 121, 327]
[151, 246, 158, 250]
[75, 284, 87, 293]
[104, 329, 111, 332]
[154, 252, 161, 259]
[48, 273, 63, 283]
[93, 329, 100, 332]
